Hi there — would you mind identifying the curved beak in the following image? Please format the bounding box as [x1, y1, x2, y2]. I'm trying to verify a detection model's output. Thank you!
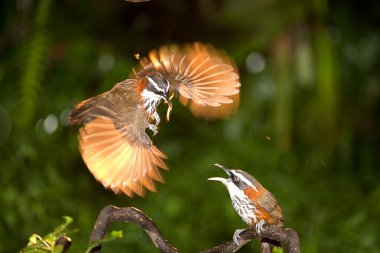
[214, 163, 232, 176]
[207, 177, 227, 184]
[164, 93, 173, 121]
[207, 163, 232, 184]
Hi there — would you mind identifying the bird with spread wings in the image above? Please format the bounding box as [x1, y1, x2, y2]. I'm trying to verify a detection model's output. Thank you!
[70, 42, 240, 197]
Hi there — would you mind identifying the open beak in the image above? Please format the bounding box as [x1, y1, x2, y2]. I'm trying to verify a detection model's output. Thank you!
[214, 163, 232, 176]
[164, 94, 173, 121]
[207, 177, 227, 184]
[207, 163, 232, 184]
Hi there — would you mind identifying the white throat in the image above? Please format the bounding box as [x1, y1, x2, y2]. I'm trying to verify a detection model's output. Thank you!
[141, 89, 162, 115]
[225, 180, 257, 224]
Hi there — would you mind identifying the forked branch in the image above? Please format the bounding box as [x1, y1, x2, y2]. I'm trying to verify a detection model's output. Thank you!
[89, 205, 300, 253]
[200, 225, 300, 253]
[89, 205, 178, 253]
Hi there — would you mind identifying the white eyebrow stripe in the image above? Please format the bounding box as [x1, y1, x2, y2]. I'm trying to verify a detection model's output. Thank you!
[166, 80, 170, 92]
[235, 171, 258, 192]
[147, 77, 165, 93]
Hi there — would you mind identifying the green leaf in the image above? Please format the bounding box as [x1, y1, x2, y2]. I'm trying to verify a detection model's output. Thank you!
[273, 246, 284, 253]
[84, 230, 124, 253]
[109, 230, 124, 240]
[19, 216, 75, 253]
[52, 245, 64, 253]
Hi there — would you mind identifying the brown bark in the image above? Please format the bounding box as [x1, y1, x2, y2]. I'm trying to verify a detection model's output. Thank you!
[88, 205, 300, 253]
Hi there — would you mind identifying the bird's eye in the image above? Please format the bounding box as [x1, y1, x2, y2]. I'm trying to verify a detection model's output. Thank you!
[233, 176, 240, 182]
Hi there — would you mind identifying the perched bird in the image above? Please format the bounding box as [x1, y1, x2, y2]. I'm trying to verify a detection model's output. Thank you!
[208, 163, 284, 245]
[70, 43, 240, 197]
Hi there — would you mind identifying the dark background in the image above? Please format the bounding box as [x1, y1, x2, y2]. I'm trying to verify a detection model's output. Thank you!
[1, 0, 380, 252]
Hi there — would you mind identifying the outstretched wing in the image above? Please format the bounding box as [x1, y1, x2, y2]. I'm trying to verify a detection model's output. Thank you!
[132, 42, 240, 119]
[70, 80, 168, 197]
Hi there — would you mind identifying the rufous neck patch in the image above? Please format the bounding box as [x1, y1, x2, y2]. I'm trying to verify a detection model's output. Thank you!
[135, 77, 148, 93]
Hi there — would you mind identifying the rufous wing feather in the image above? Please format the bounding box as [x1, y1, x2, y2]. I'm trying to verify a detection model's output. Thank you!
[78, 117, 168, 197]
[76, 115, 168, 197]
[133, 42, 240, 119]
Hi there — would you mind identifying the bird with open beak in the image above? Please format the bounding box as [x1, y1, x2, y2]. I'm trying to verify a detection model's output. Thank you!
[70, 43, 240, 197]
[208, 163, 284, 245]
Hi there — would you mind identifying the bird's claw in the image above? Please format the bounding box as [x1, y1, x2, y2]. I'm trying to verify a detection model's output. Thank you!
[148, 123, 158, 135]
[152, 111, 160, 125]
[147, 111, 161, 135]
[232, 221, 265, 246]
[233, 228, 245, 246]
[255, 220, 265, 236]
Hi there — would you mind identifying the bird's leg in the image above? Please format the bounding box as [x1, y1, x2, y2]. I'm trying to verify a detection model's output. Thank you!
[147, 124, 158, 135]
[153, 110, 161, 126]
[232, 228, 247, 246]
[255, 219, 265, 235]
[232, 221, 266, 246]
[147, 111, 160, 135]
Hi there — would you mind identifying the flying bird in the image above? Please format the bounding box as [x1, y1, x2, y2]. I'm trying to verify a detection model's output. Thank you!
[70, 43, 240, 197]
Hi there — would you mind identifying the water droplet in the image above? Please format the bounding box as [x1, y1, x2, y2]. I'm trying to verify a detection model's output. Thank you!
[246, 52, 265, 74]
[59, 108, 72, 126]
[43, 114, 58, 134]
[98, 54, 115, 72]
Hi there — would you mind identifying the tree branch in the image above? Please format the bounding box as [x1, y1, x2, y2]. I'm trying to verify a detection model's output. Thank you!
[55, 236, 71, 252]
[200, 225, 300, 253]
[89, 205, 178, 253]
[89, 205, 300, 253]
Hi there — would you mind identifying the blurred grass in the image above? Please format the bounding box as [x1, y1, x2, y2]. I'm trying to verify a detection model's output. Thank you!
[17, 0, 51, 129]
[0, 0, 379, 252]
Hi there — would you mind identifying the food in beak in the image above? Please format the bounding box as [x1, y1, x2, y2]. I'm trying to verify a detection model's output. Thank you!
[166, 105, 172, 121]
[164, 95, 173, 121]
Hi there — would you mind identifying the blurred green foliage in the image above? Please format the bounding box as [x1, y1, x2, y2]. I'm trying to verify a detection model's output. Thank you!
[20, 216, 74, 253]
[85, 230, 123, 253]
[20, 216, 122, 253]
[0, 0, 379, 252]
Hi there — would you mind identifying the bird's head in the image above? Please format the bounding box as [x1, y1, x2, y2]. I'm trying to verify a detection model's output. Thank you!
[208, 163, 261, 196]
[142, 72, 173, 120]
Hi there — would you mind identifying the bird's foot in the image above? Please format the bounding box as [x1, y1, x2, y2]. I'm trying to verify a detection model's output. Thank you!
[148, 123, 158, 135]
[233, 228, 246, 246]
[152, 111, 161, 126]
[147, 111, 161, 135]
[256, 219, 265, 236]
